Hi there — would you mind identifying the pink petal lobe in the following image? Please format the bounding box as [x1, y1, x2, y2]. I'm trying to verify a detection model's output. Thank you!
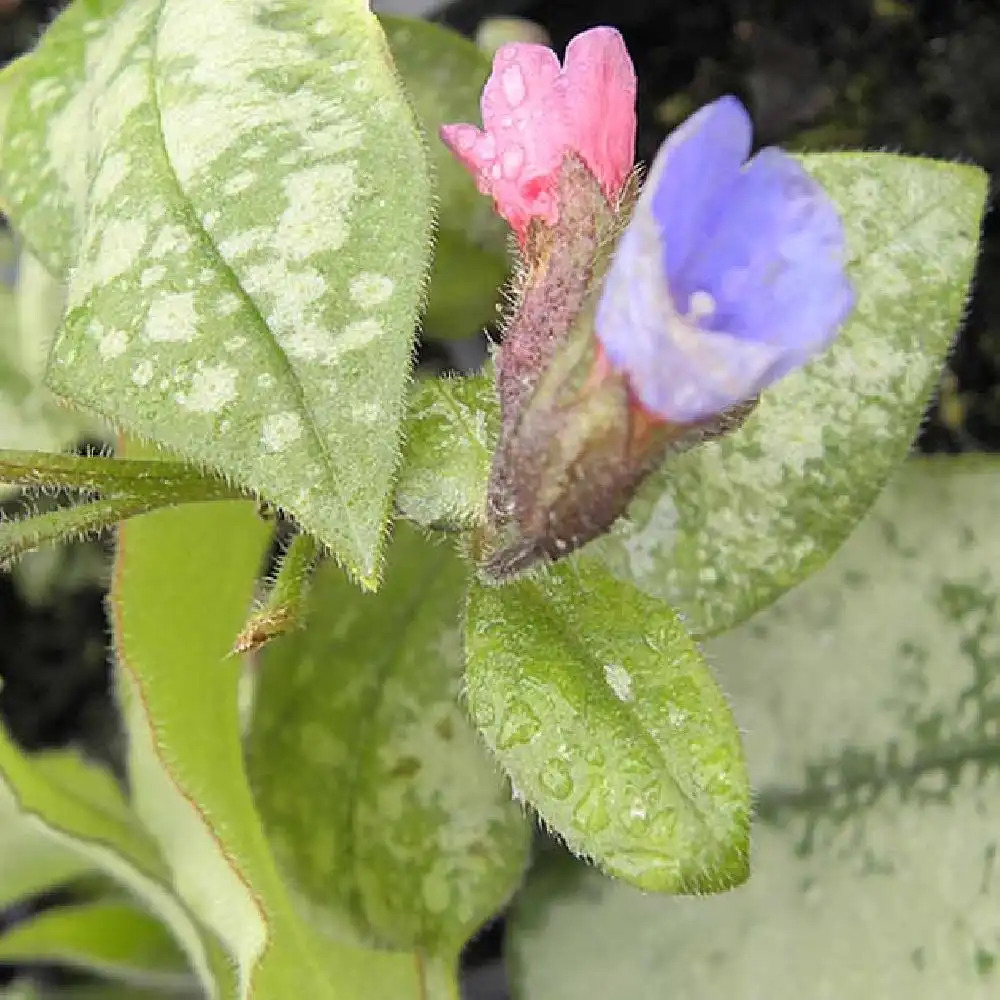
[472, 42, 571, 235]
[561, 26, 637, 201]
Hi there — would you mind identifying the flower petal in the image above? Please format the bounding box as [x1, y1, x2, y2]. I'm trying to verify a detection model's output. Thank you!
[441, 42, 570, 235]
[596, 208, 779, 422]
[561, 26, 637, 201]
[650, 96, 752, 287]
[670, 147, 854, 372]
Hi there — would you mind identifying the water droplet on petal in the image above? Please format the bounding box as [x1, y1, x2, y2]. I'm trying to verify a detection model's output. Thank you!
[454, 126, 478, 152]
[501, 146, 525, 178]
[501, 65, 527, 107]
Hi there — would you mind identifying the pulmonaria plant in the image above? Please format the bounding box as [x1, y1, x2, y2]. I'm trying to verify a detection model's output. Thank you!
[442, 28, 855, 577]
[0, 2, 989, 997]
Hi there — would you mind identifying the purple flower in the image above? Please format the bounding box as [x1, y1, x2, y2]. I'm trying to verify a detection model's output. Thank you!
[596, 96, 854, 424]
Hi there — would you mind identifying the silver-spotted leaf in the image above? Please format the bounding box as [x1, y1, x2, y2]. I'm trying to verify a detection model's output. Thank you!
[0, 0, 434, 586]
[0, 0, 129, 270]
[511, 458, 1000, 999]
[396, 373, 496, 530]
[247, 523, 529, 957]
[591, 153, 987, 636]
[465, 558, 749, 893]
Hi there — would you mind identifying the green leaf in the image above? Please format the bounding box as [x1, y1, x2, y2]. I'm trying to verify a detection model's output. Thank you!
[396, 374, 495, 530]
[15, 250, 67, 386]
[381, 17, 509, 341]
[0, 739, 226, 997]
[511, 457, 1000, 999]
[1, 0, 434, 587]
[112, 476, 424, 998]
[465, 558, 749, 893]
[1, 491, 241, 570]
[0, 247, 95, 457]
[0, 801, 93, 912]
[0, 901, 195, 994]
[247, 523, 529, 958]
[591, 154, 987, 637]
[0, 0, 129, 270]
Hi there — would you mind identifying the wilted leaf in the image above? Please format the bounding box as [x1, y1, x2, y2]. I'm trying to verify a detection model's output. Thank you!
[0, 901, 194, 993]
[0, 738, 224, 996]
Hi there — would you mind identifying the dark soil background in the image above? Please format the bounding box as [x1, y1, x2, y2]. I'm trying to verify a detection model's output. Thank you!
[1, 0, 999, 997]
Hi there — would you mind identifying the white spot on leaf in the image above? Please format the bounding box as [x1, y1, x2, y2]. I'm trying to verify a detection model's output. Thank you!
[603, 663, 634, 702]
[98, 328, 128, 359]
[131, 360, 154, 387]
[261, 412, 303, 453]
[348, 272, 394, 308]
[177, 363, 238, 413]
[274, 164, 358, 259]
[145, 291, 198, 343]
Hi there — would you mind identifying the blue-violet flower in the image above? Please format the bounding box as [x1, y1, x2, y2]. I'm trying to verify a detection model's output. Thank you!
[596, 95, 854, 424]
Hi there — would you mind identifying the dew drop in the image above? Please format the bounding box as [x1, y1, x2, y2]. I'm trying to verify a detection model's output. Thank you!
[501, 65, 527, 106]
[501, 146, 524, 178]
[453, 125, 477, 152]
[572, 786, 611, 833]
[622, 797, 652, 836]
[538, 758, 573, 800]
[495, 702, 540, 750]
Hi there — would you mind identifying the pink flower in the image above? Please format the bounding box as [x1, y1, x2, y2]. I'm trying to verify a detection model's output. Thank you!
[440, 26, 637, 243]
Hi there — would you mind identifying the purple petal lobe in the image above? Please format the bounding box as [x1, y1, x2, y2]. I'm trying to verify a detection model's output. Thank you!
[596, 98, 854, 424]
[669, 148, 854, 373]
[650, 96, 752, 285]
[597, 214, 789, 422]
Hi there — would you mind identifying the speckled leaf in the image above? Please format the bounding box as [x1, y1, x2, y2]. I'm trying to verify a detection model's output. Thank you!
[0, 735, 226, 997]
[0, 0, 129, 269]
[396, 374, 496, 530]
[1, 0, 434, 587]
[381, 17, 509, 341]
[465, 558, 749, 893]
[112, 484, 428, 999]
[511, 458, 1000, 1000]
[591, 154, 987, 637]
[0, 901, 194, 994]
[247, 523, 529, 958]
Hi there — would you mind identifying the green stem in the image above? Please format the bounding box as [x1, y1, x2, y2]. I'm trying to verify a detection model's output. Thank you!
[1, 489, 250, 568]
[0, 448, 242, 499]
[233, 531, 321, 654]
